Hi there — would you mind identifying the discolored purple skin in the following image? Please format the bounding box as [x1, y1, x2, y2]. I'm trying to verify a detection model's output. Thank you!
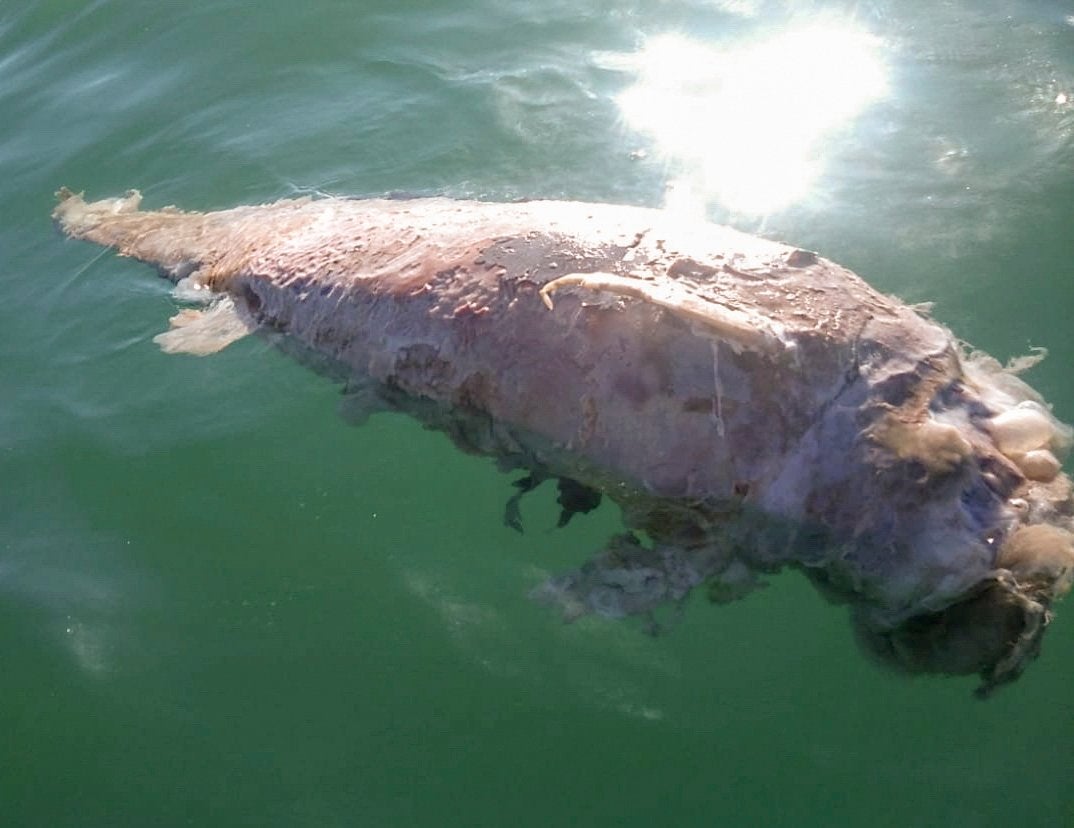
[53, 189, 1074, 694]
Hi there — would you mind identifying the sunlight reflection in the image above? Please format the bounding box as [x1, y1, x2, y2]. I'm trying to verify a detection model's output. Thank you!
[611, 23, 888, 215]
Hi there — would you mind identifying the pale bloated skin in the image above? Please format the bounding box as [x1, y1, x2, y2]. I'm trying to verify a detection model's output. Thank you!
[53, 188, 1074, 694]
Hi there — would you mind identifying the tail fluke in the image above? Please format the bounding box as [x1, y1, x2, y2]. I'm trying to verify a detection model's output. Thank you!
[54, 188, 258, 355]
[53, 188, 211, 282]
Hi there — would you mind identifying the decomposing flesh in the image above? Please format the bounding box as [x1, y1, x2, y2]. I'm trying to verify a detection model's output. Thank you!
[52, 188, 1074, 695]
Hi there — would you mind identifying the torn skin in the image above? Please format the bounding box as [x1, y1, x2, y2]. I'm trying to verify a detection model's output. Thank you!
[53, 188, 1074, 696]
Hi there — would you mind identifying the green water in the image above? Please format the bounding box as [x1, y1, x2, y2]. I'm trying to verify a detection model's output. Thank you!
[3, 1, 1074, 825]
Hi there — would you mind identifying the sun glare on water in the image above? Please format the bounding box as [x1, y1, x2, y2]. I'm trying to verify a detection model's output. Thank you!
[611, 23, 888, 216]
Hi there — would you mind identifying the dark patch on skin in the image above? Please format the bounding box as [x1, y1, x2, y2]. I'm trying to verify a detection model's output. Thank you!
[932, 379, 993, 420]
[872, 369, 919, 407]
[786, 249, 818, 268]
[240, 282, 262, 315]
[667, 257, 719, 280]
[394, 343, 453, 392]
[978, 453, 1026, 500]
[961, 476, 1005, 523]
[285, 276, 313, 294]
[613, 371, 652, 409]
[864, 351, 960, 419]
[454, 371, 496, 411]
[683, 396, 714, 413]
[481, 233, 644, 290]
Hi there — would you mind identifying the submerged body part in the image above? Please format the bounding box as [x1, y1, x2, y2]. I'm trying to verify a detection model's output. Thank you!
[53, 188, 1074, 695]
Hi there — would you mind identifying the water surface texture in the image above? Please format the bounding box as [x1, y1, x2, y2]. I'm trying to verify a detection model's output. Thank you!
[3, 1, 1074, 825]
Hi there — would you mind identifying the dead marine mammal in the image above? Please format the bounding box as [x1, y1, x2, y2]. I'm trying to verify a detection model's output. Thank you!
[52, 188, 1074, 695]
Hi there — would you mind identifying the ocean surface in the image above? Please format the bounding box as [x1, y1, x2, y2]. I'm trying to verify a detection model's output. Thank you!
[3, 1, 1073, 825]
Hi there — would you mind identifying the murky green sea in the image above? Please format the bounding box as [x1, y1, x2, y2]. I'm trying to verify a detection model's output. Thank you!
[3, 1, 1074, 825]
